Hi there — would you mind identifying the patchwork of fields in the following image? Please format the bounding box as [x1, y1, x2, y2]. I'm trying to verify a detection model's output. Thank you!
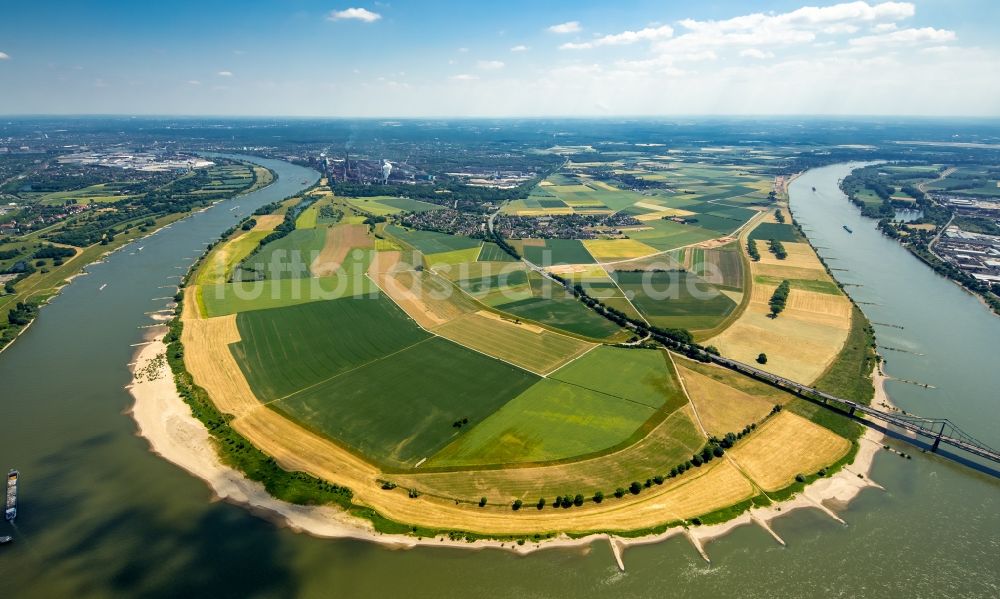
[178, 161, 863, 536]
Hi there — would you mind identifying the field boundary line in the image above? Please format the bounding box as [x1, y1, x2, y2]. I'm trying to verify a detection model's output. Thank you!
[366, 272, 546, 376]
[260, 336, 437, 406]
[539, 342, 600, 377]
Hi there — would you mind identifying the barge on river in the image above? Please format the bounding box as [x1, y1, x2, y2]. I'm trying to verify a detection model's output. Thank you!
[5, 469, 17, 521]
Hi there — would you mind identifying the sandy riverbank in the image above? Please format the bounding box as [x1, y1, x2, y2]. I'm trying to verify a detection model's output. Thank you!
[127, 326, 892, 569]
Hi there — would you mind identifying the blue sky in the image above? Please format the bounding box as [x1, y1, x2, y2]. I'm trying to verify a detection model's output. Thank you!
[0, 1, 997, 116]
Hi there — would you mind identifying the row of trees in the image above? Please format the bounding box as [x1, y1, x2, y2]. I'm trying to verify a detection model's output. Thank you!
[502, 421, 771, 511]
[768, 280, 791, 317]
[747, 239, 761, 261]
[768, 239, 787, 260]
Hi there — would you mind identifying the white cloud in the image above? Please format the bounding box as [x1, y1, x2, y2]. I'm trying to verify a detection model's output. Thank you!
[822, 23, 859, 34]
[850, 27, 956, 47]
[873, 22, 898, 33]
[327, 7, 382, 23]
[561, 25, 674, 50]
[548, 21, 581, 34]
[187, 80, 202, 85]
[664, 2, 915, 54]
[450, 73, 478, 81]
[0, 52, 9, 60]
[510, 45, 529, 52]
[477, 60, 505, 70]
[217, 71, 234, 77]
[740, 48, 774, 59]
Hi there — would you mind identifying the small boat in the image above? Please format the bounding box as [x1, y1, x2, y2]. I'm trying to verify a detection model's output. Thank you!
[5, 469, 17, 521]
[0, 536, 11, 545]
[843, 225, 853, 233]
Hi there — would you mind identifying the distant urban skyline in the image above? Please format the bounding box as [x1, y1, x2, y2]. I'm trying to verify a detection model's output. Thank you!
[1, 1, 998, 117]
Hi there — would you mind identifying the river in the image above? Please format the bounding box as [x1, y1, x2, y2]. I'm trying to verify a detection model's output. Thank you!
[0, 159, 997, 598]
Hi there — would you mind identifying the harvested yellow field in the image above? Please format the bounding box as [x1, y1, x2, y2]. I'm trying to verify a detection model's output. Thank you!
[181, 314, 260, 417]
[707, 295, 850, 384]
[677, 365, 775, 438]
[755, 241, 826, 269]
[229, 402, 748, 534]
[633, 201, 671, 212]
[708, 242, 852, 384]
[233, 407, 381, 488]
[368, 252, 476, 329]
[607, 252, 679, 271]
[252, 214, 284, 232]
[753, 262, 830, 281]
[544, 263, 606, 278]
[730, 411, 851, 491]
[311, 224, 372, 276]
[433, 312, 595, 374]
[475, 309, 544, 333]
[583, 238, 659, 261]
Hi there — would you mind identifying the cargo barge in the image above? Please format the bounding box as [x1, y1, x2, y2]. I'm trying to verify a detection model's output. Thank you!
[5, 469, 17, 521]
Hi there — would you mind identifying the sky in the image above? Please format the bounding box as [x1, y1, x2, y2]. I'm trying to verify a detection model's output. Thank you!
[0, 0, 998, 117]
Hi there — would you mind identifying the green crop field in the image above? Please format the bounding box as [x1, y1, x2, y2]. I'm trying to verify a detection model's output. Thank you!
[423, 246, 482, 267]
[239, 228, 328, 279]
[496, 295, 622, 339]
[549, 346, 687, 412]
[377, 197, 444, 213]
[198, 269, 377, 317]
[458, 268, 529, 294]
[424, 377, 659, 467]
[271, 336, 539, 468]
[520, 239, 595, 265]
[477, 242, 517, 262]
[627, 220, 720, 250]
[754, 275, 841, 295]
[230, 294, 432, 401]
[492, 273, 623, 339]
[385, 225, 482, 254]
[295, 205, 319, 229]
[612, 270, 737, 330]
[747, 223, 803, 242]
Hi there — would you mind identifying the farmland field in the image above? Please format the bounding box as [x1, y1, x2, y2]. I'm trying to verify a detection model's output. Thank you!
[230, 294, 431, 401]
[385, 225, 482, 254]
[477, 242, 517, 262]
[432, 311, 595, 374]
[195, 230, 269, 286]
[407, 407, 705, 499]
[197, 260, 375, 317]
[729, 411, 851, 491]
[239, 228, 328, 279]
[424, 377, 660, 467]
[519, 238, 595, 265]
[270, 336, 539, 468]
[170, 152, 870, 540]
[612, 270, 738, 330]
[549, 346, 686, 411]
